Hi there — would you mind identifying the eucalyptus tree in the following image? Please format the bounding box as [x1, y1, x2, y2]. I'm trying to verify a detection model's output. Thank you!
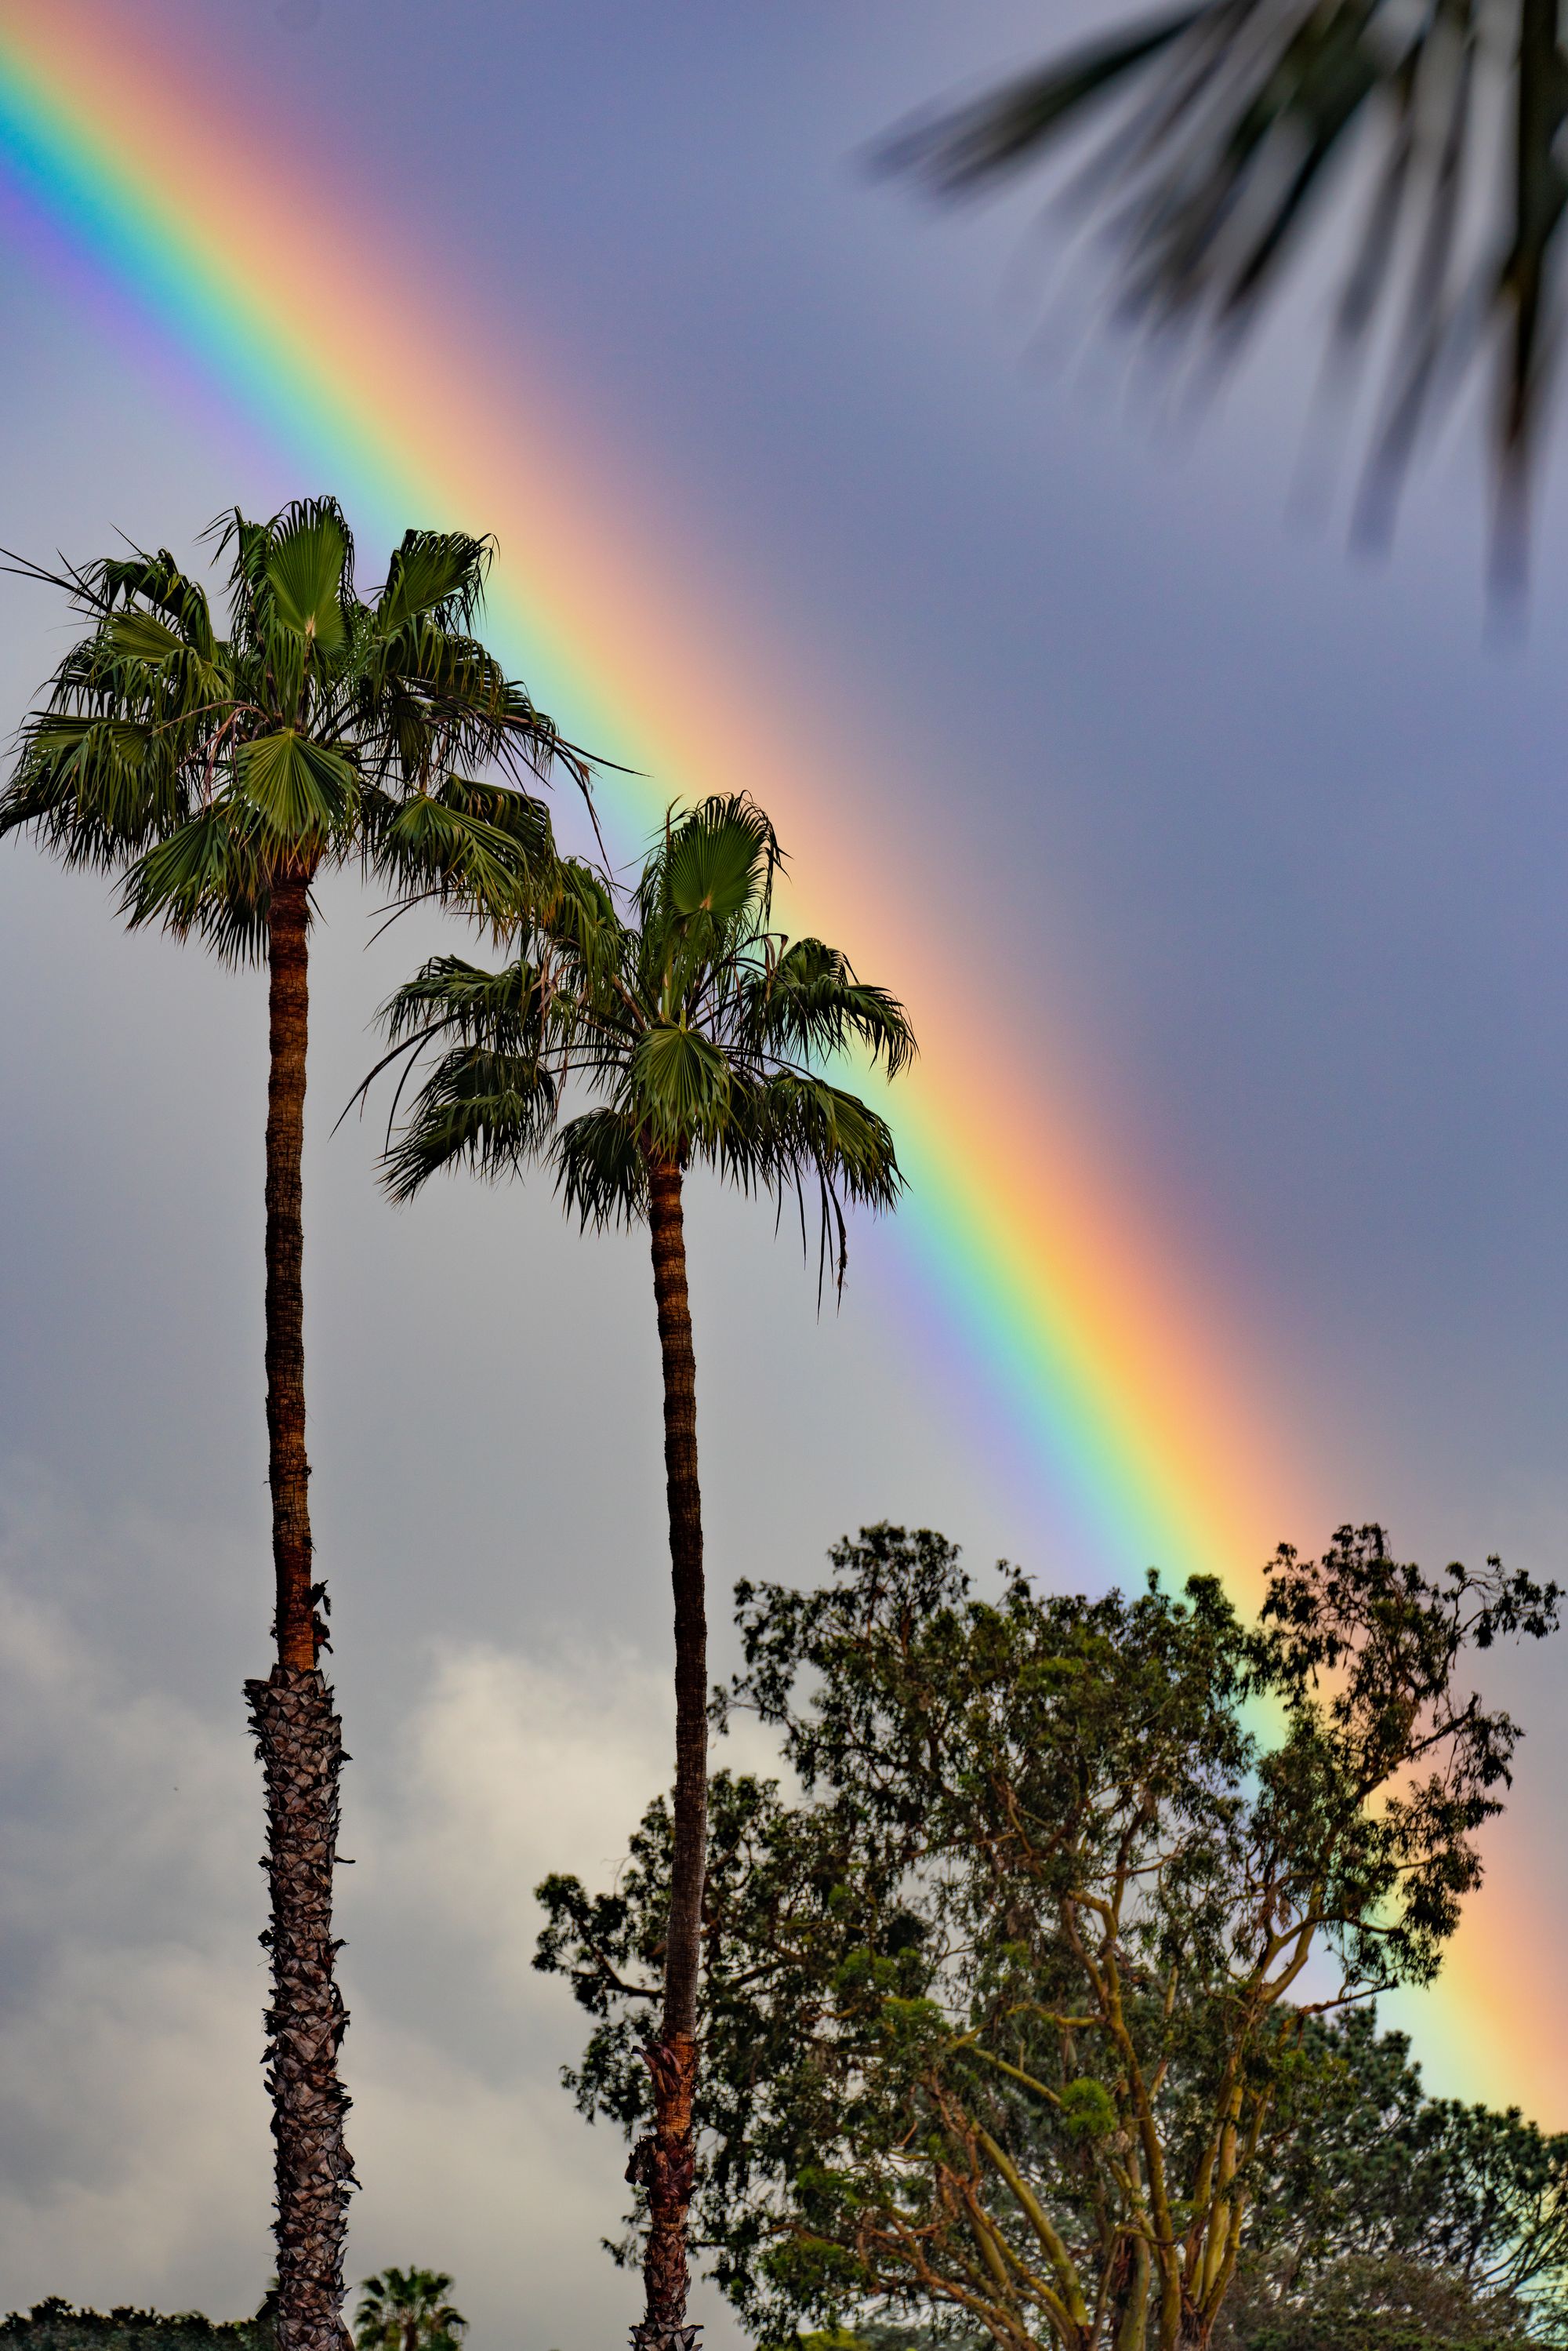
[887, 0, 1568, 569]
[366, 795, 916, 2350]
[0, 500, 577, 2351]
[537, 1521, 1561, 2351]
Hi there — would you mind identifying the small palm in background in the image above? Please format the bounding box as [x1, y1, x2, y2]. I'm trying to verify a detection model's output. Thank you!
[353, 2272, 466, 2351]
[363, 794, 915, 2349]
[890, 0, 1568, 569]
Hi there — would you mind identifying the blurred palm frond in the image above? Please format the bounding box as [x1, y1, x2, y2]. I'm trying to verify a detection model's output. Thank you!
[884, 0, 1568, 572]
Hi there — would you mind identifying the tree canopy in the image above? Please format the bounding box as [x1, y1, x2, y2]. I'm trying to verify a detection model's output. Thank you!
[0, 2301, 275, 2351]
[536, 1523, 1559, 2351]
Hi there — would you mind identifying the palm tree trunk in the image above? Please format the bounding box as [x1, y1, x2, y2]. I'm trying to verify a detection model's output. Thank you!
[244, 870, 354, 2351]
[629, 1154, 706, 2351]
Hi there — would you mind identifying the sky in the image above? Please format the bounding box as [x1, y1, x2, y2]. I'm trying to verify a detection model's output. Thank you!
[1, 2, 1566, 2345]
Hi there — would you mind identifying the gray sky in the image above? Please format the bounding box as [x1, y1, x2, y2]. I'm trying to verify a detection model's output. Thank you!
[2, 4, 1566, 2344]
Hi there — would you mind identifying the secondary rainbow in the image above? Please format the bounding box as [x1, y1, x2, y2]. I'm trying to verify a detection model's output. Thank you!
[0, 0, 1537, 2113]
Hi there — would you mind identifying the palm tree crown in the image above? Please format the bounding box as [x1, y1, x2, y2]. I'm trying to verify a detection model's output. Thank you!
[353, 2269, 466, 2351]
[0, 494, 575, 936]
[375, 793, 913, 1269]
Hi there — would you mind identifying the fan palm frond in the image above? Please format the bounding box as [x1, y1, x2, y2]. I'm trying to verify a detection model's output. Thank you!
[887, 0, 1568, 561]
[373, 529, 495, 634]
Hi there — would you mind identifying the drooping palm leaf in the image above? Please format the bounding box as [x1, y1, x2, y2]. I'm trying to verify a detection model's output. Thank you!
[380, 1045, 558, 1200]
[120, 802, 274, 962]
[102, 607, 192, 666]
[96, 548, 218, 656]
[374, 782, 554, 922]
[554, 1103, 652, 1229]
[5, 716, 180, 868]
[378, 951, 548, 1048]
[748, 936, 919, 1076]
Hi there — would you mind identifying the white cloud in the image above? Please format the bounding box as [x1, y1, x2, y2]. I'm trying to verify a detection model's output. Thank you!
[0, 1486, 768, 2348]
[0, 1512, 268, 2317]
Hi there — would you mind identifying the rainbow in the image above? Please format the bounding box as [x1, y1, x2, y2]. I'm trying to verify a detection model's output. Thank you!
[0, 2, 1536, 2113]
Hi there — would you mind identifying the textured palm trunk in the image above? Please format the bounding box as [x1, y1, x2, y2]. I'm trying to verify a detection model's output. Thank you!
[627, 1155, 706, 2351]
[243, 871, 354, 2351]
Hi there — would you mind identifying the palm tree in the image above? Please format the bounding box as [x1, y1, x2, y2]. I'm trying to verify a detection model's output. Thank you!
[364, 797, 916, 2349]
[0, 500, 579, 2351]
[353, 2270, 466, 2351]
[887, 0, 1566, 568]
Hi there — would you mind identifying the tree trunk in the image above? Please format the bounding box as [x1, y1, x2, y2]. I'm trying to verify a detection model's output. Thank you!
[265, 877, 316, 1680]
[244, 871, 354, 2351]
[1112, 2236, 1150, 2351]
[628, 1156, 706, 2351]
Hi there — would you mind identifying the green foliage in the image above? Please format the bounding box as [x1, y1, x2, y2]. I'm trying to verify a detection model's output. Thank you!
[0, 2298, 274, 2351]
[535, 1522, 1559, 2351]
[368, 795, 915, 1286]
[1058, 2079, 1117, 2143]
[0, 500, 580, 954]
[1216, 2251, 1552, 2349]
[1239, 2004, 1568, 2313]
[353, 2270, 466, 2351]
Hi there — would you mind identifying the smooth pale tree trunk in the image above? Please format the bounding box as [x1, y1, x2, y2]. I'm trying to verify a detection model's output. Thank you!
[244, 870, 355, 2351]
[628, 1154, 706, 2351]
[1112, 2237, 1149, 2351]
